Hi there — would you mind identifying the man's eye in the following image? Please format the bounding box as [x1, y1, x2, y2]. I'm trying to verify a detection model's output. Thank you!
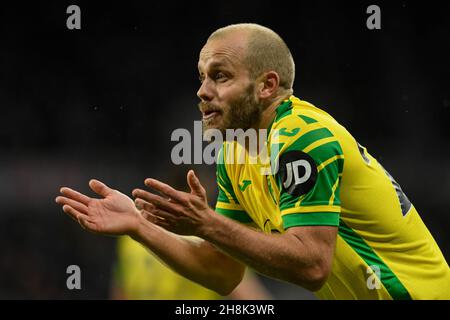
[198, 75, 204, 83]
[215, 72, 227, 81]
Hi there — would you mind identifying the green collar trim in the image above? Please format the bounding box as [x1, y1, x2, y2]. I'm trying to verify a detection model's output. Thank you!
[267, 98, 293, 138]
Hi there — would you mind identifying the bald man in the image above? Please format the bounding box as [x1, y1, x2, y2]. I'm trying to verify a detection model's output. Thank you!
[56, 24, 450, 299]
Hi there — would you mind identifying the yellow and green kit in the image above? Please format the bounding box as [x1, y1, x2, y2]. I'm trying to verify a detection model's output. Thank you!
[215, 95, 450, 299]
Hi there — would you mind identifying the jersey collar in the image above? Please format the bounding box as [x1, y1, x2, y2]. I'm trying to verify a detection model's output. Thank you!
[266, 96, 294, 138]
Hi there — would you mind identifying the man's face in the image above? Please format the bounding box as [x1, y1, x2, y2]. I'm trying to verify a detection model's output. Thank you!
[197, 34, 263, 134]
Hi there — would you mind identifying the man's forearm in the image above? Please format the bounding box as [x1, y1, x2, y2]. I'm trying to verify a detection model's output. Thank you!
[199, 212, 326, 291]
[130, 216, 245, 295]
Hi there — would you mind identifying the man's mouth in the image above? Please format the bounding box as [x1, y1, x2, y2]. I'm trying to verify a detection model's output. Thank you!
[202, 110, 220, 120]
[201, 107, 222, 121]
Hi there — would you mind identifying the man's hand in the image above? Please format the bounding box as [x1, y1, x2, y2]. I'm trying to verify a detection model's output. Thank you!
[55, 179, 142, 236]
[132, 170, 214, 236]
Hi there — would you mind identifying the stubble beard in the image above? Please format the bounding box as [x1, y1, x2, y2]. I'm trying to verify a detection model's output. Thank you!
[201, 83, 264, 137]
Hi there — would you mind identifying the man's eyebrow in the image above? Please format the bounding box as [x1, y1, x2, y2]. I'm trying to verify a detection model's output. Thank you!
[209, 60, 229, 68]
[199, 57, 235, 72]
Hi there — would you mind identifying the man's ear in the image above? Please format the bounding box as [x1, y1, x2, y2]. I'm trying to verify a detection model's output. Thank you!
[257, 71, 280, 99]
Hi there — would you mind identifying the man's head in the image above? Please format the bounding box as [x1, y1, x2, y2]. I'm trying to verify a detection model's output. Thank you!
[197, 23, 295, 133]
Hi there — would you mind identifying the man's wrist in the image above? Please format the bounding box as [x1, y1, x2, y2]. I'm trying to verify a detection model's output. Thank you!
[129, 210, 151, 241]
[197, 208, 225, 241]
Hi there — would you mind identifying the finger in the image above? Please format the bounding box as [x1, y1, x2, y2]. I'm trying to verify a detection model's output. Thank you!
[132, 189, 182, 214]
[89, 179, 114, 198]
[61, 205, 79, 223]
[62, 205, 87, 223]
[55, 196, 89, 215]
[134, 198, 155, 212]
[78, 216, 98, 233]
[144, 178, 186, 204]
[60, 187, 91, 206]
[141, 209, 165, 224]
[187, 170, 206, 198]
[142, 210, 173, 230]
[142, 203, 176, 221]
[133, 199, 173, 232]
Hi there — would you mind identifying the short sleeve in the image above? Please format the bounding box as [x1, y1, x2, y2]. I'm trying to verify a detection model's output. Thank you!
[270, 113, 344, 229]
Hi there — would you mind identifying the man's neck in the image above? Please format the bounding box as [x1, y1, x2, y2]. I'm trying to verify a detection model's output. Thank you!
[258, 93, 291, 131]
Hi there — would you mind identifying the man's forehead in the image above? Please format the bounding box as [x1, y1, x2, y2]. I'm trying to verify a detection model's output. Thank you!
[198, 35, 247, 70]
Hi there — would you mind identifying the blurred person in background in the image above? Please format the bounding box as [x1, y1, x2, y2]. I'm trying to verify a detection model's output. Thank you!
[111, 236, 272, 300]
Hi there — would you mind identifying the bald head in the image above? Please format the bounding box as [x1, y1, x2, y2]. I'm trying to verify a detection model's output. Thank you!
[207, 23, 295, 91]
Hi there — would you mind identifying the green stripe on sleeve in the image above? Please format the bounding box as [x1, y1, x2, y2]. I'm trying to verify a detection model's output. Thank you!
[285, 128, 334, 153]
[308, 141, 344, 166]
[332, 176, 342, 206]
[338, 220, 412, 300]
[282, 212, 340, 228]
[298, 114, 317, 124]
[215, 207, 253, 223]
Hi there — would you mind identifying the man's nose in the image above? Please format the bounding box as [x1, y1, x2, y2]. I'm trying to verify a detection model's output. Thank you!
[197, 79, 213, 102]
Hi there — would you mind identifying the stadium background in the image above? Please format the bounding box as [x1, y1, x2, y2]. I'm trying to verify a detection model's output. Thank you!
[0, 1, 449, 298]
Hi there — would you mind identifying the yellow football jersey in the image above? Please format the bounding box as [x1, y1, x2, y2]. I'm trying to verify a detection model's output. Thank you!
[215, 95, 450, 299]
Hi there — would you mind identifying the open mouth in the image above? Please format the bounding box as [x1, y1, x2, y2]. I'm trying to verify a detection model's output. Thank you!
[202, 109, 221, 121]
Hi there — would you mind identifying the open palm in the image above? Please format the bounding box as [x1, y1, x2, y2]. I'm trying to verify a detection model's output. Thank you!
[56, 179, 141, 236]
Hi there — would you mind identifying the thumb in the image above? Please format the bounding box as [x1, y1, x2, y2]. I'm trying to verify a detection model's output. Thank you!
[187, 170, 206, 198]
[89, 179, 113, 197]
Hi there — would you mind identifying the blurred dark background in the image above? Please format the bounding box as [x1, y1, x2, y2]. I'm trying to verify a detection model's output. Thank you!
[0, 1, 449, 299]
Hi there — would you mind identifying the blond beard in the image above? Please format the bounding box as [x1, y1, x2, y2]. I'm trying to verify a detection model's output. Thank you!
[201, 83, 264, 135]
